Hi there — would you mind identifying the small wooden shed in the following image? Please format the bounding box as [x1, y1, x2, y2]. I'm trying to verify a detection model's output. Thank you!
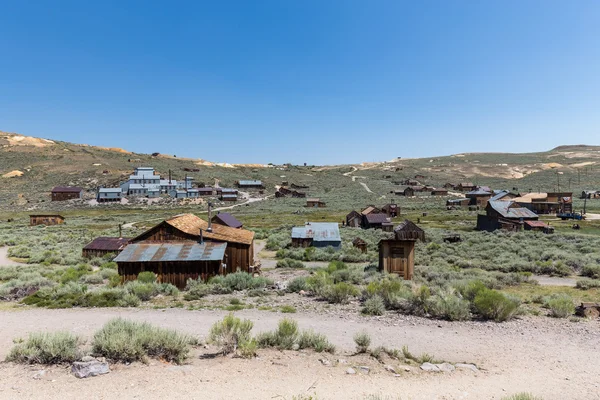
[30, 214, 65, 226]
[352, 237, 367, 253]
[51, 186, 83, 201]
[378, 239, 415, 280]
[306, 198, 326, 208]
[394, 220, 426, 241]
[345, 210, 362, 228]
[82, 237, 130, 258]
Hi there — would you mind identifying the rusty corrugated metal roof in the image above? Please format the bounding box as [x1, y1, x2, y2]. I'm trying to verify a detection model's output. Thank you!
[114, 242, 226, 263]
[83, 237, 130, 251]
[365, 213, 391, 224]
[488, 201, 538, 219]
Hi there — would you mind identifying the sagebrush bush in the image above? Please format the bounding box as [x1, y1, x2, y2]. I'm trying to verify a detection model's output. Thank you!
[544, 294, 574, 318]
[280, 305, 297, 313]
[426, 290, 471, 321]
[6, 331, 81, 364]
[287, 277, 308, 293]
[276, 258, 305, 268]
[501, 393, 543, 400]
[321, 282, 359, 304]
[353, 331, 371, 353]
[184, 279, 211, 300]
[209, 313, 254, 355]
[257, 319, 335, 353]
[137, 271, 157, 284]
[126, 281, 158, 301]
[297, 330, 335, 353]
[581, 265, 600, 279]
[80, 273, 104, 285]
[575, 278, 600, 290]
[92, 318, 192, 364]
[473, 289, 520, 322]
[362, 295, 385, 316]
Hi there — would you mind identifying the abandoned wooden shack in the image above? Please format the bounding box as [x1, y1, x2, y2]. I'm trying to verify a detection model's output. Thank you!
[382, 203, 399, 218]
[352, 237, 367, 253]
[394, 220, 426, 241]
[82, 237, 130, 258]
[306, 198, 326, 208]
[115, 242, 227, 288]
[431, 188, 449, 196]
[220, 192, 238, 202]
[455, 182, 476, 192]
[361, 205, 381, 215]
[51, 186, 83, 201]
[476, 200, 539, 232]
[443, 183, 455, 189]
[237, 180, 264, 189]
[524, 220, 554, 234]
[446, 198, 470, 208]
[378, 239, 415, 280]
[291, 222, 341, 249]
[513, 192, 573, 214]
[345, 210, 362, 228]
[30, 214, 65, 226]
[197, 187, 215, 196]
[466, 188, 493, 208]
[291, 183, 309, 189]
[363, 213, 393, 231]
[130, 213, 255, 274]
[212, 212, 243, 229]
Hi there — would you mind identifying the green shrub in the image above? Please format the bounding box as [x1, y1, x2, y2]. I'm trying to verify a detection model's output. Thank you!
[80, 273, 104, 285]
[353, 331, 371, 353]
[229, 298, 242, 305]
[575, 278, 600, 290]
[287, 277, 308, 293]
[219, 272, 272, 291]
[137, 271, 157, 284]
[306, 271, 332, 296]
[362, 295, 385, 316]
[238, 339, 258, 358]
[156, 283, 179, 296]
[501, 393, 543, 400]
[280, 305, 297, 313]
[473, 289, 520, 322]
[426, 291, 471, 321]
[22, 282, 88, 308]
[126, 281, 158, 301]
[61, 264, 91, 284]
[256, 318, 299, 350]
[276, 258, 305, 268]
[544, 294, 574, 318]
[209, 313, 254, 355]
[184, 279, 211, 300]
[6, 331, 81, 364]
[297, 330, 335, 353]
[85, 287, 135, 307]
[581, 265, 600, 279]
[321, 282, 359, 304]
[92, 318, 192, 364]
[457, 280, 487, 301]
[364, 277, 412, 309]
[99, 268, 119, 280]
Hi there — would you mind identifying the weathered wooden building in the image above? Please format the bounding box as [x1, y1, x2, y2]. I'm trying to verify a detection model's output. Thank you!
[361, 205, 381, 216]
[212, 212, 243, 229]
[345, 210, 362, 228]
[378, 239, 415, 280]
[363, 213, 393, 231]
[455, 182, 476, 192]
[30, 214, 65, 226]
[466, 188, 493, 208]
[524, 220, 554, 234]
[431, 188, 449, 196]
[446, 198, 470, 208]
[476, 200, 539, 232]
[82, 237, 130, 258]
[382, 203, 399, 218]
[306, 198, 326, 208]
[197, 187, 215, 196]
[115, 242, 227, 288]
[51, 186, 83, 201]
[291, 222, 341, 249]
[394, 220, 425, 241]
[513, 192, 573, 215]
[131, 213, 255, 274]
[237, 180, 264, 189]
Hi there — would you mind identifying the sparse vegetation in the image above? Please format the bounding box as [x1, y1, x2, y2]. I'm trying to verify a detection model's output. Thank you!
[6, 331, 81, 364]
[353, 331, 371, 353]
[544, 294, 575, 318]
[209, 313, 254, 356]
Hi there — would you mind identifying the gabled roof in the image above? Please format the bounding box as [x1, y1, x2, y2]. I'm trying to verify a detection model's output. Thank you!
[291, 222, 341, 242]
[394, 219, 425, 241]
[114, 242, 226, 263]
[83, 237, 130, 251]
[365, 213, 391, 224]
[466, 188, 493, 196]
[487, 201, 538, 219]
[361, 206, 380, 215]
[212, 212, 243, 228]
[458, 182, 475, 187]
[346, 210, 361, 219]
[524, 220, 549, 228]
[157, 214, 254, 245]
[394, 219, 424, 234]
[52, 186, 83, 193]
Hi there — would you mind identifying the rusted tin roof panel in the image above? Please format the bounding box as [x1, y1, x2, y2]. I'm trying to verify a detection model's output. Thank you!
[114, 242, 226, 263]
[83, 237, 130, 251]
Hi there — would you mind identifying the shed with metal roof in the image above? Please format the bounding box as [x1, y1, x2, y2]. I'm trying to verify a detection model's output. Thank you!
[291, 222, 341, 249]
[83, 236, 130, 258]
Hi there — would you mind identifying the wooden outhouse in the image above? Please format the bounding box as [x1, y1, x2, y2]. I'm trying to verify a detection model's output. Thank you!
[378, 239, 415, 280]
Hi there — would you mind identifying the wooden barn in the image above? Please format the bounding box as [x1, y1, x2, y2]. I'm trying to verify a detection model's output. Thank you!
[115, 242, 227, 288]
[476, 200, 539, 232]
[197, 187, 215, 196]
[382, 203, 399, 218]
[345, 210, 362, 228]
[446, 198, 470, 208]
[51, 186, 83, 201]
[378, 239, 415, 280]
[82, 237, 130, 258]
[30, 214, 65, 226]
[352, 237, 367, 253]
[212, 212, 243, 229]
[306, 198, 326, 208]
[131, 213, 255, 274]
[363, 213, 393, 231]
[394, 220, 425, 241]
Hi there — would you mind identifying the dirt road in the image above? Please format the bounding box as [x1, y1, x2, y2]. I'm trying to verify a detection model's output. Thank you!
[0, 308, 598, 399]
[0, 247, 26, 267]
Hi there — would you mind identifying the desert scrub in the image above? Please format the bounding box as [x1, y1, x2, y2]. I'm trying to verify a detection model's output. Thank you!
[501, 394, 543, 400]
[184, 279, 211, 300]
[321, 282, 360, 304]
[125, 281, 158, 301]
[473, 289, 521, 322]
[136, 271, 157, 283]
[210, 272, 272, 291]
[80, 273, 104, 285]
[353, 331, 371, 353]
[257, 318, 335, 353]
[92, 318, 192, 364]
[297, 330, 335, 353]
[209, 313, 254, 355]
[6, 331, 81, 364]
[426, 290, 471, 321]
[361, 295, 385, 316]
[23, 284, 140, 308]
[544, 294, 575, 318]
[276, 258, 305, 268]
[575, 278, 600, 290]
[0, 272, 54, 298]
[280, 305, 297, 313]
[287, 276, 308, 293]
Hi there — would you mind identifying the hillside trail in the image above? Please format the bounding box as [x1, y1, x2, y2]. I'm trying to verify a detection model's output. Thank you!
[0, 247, 26, 267]
[0, 308, 598, 399]
[342, 166, 358, 176]
[359, 182, 373, 193]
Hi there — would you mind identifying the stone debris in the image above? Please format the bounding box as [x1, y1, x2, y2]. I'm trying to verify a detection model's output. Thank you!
[384, 365, 397, 374]
[359, 366, 370, 374]
[435, 363, 456, 373]
[71, 361, 110, 379]
[319, 358, 331, 366]
[346, 367, 356, 375]
[455, 363, 479, 373]
[420, 362, 441, 372]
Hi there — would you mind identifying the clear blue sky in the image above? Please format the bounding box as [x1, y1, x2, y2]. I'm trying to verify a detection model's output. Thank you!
[1, 1, 599, 164]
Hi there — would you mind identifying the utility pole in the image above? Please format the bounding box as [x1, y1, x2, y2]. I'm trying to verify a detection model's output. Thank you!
[578, 168, 580, 185]
[556, 171, 560, 192]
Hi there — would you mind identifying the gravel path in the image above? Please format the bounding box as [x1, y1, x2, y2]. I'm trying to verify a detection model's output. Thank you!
[0, 308, 598, 399]
[0, 247, 26, 267]
[533, 275, 578, 287]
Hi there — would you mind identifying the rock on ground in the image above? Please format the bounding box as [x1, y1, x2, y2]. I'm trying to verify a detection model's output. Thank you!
[71, 361, 110, 379]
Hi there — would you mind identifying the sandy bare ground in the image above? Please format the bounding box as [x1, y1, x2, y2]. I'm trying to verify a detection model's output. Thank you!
[532, 275, 578, 287]
[0, 308, 599, 399]
[0, 247, 26, 267]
